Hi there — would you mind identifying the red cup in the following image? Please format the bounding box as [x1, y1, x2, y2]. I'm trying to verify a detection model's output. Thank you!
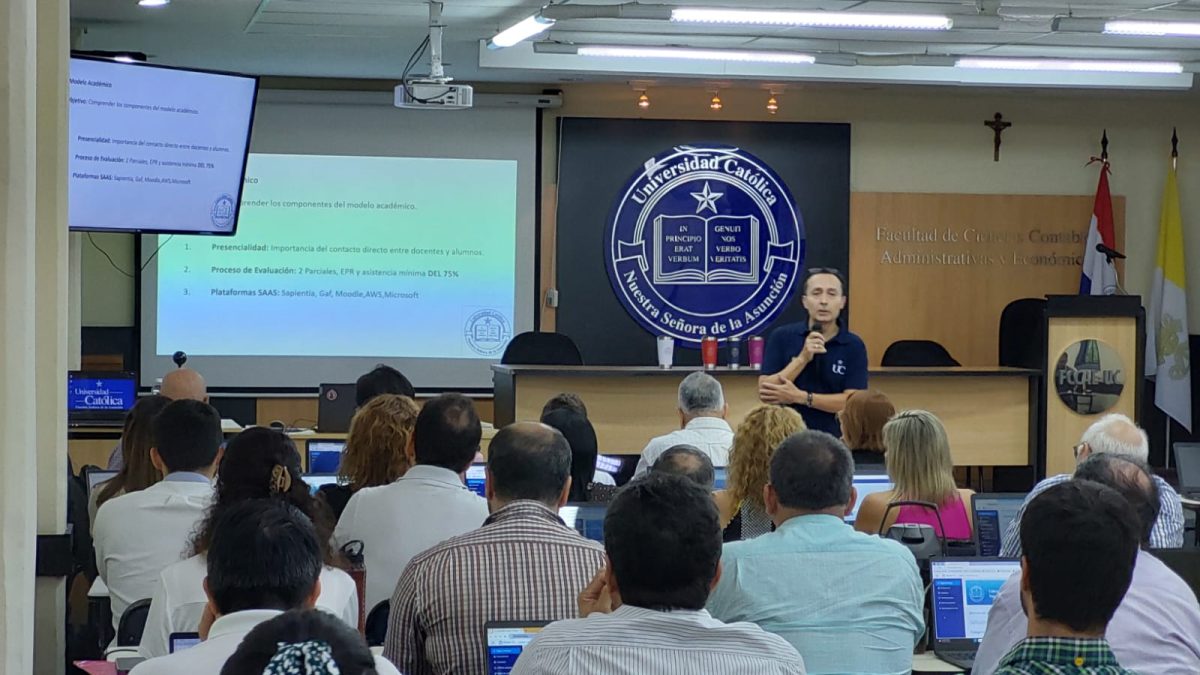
[701, 336, 718, 369]
[748, 336, 765, 369]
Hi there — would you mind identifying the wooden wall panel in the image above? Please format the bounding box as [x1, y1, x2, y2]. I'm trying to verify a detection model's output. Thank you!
[849, 193, 1125, 367]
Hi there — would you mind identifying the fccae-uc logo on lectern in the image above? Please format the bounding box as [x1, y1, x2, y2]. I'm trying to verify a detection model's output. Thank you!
[606, 144, 805, 346]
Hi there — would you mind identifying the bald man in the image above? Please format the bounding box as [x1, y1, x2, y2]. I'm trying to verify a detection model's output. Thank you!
[1000, 413, 1184, 556]
[106, 368, 209, 470]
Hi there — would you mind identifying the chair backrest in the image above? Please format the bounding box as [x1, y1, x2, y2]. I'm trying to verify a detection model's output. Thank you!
[1174, 442, 1200, 491]
[999, 298, 1047, 369]
[365, 599, 390, 647]
[500, 332, 584, 366]
[880, 340, 960, 367]
[117, 598, 152, 646]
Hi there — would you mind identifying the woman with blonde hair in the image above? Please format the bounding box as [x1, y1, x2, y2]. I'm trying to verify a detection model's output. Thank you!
[839, 389, 895, 469]
[317, 394, 419, 520]
[715, 404, 807, 541]
[854, 409, 973, 539]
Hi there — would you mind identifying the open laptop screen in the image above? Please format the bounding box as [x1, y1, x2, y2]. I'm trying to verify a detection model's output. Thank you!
[302, 474, 339, 495]
[465, 462, 486, 497]
[306, 440, 346, 474]
[931, 558, 1020, 642]
[86, 469, 118, 496]
[68, 371, 137, 415]
[485, 621, 549, 675]
[559, 502, 607, 542]
[972, 493, 1025, 557]
[845, 474, 894, 523]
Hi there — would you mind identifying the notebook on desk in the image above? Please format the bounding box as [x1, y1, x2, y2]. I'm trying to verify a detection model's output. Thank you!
[929, 557, 1021, 670]
[485, 621, 550, 675]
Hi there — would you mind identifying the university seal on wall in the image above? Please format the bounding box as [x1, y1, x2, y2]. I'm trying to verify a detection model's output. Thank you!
[606, 144, 804, 345]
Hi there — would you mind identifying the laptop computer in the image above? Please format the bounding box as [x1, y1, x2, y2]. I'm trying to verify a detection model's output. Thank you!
[465, 462, 486, 498]
[559, 502, 608, 542]
[1173, 442, 1200, 498]
[317, 383, 356, 433]
[484, 620, 550, 675]
[930, 557, 1021, 670]
[302, 474, 339, 495]
[845, 474, 894, 524]
[972, 493, 1026, 557]
[84, 468, 117, 496]
[306, 440, 346, 474]
[67, 371, 137, 427]
[168, 632, 201, 653]
[713, 466, 728, 489]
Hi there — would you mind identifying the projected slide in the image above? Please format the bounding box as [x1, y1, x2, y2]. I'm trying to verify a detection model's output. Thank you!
[68, 58, 256, 234]
[155, 153, 517, 359]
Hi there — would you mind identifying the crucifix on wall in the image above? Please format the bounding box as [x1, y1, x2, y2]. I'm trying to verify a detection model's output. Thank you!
[984, 112, 1012, 162]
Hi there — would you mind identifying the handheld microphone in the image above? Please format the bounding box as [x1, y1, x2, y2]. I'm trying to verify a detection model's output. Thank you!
[1095, 243, 1126, 260]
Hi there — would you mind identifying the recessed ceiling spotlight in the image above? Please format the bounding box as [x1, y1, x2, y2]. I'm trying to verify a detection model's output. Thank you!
[766, 93, 779, 114]
[710, 91, 723, 111]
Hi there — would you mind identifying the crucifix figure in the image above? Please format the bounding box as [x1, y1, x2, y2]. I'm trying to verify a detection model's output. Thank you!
[984, 112, 1012, 162]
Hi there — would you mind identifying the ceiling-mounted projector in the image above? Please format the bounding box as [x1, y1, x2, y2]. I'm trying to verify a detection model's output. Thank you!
[394, 81, 474, 109]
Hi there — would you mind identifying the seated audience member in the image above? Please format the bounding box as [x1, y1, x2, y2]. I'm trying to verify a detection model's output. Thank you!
[334, 393, 489, 609]
[513, 473, 805, 674]
[221, 609, 399, 675]
[541, 407, 614, 503]
[384, 422, 606, 674]
[634, 372, 734, 475]
[1002, 413, 1183, 556]
[355, 364, 415, 407]
[854, 410, 974, 539]
[715, 405, 806, 541]
[90, 395, 172, 523]
[838, 389, 894, 469]
[132, 500, 397, 674]
[317, 394, 419, 520]
[974, 454, 1200, 674]
[707, 430, 924, 674]
[107, 367, 208, 470]
[139, 428, 358, 658]
[541, 392, 588, 419]
[94, 399, 222, 636]
[988, 480, 1142, 675]
[651, 444, 716, 489]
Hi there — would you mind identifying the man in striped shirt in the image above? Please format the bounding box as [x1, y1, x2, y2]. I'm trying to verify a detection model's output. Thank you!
[1001, 414, 1183, 556]
[382, 422, 605, 675]
[513, 473, 805, 675]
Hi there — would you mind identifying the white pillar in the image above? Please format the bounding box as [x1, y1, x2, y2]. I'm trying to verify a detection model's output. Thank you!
[34, 0, 71, 671]
[1, 0, 70, 671]
[1, 0, 43, 671]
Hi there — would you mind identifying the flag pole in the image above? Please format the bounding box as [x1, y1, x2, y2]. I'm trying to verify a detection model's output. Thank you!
[1165, 128, 1178, 470]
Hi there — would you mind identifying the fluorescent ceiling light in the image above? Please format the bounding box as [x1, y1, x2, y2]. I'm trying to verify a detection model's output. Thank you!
[577, 46, 816, 64]
[956, 57, 1183, 73]
[113, 55, 137, 63]
[489, 14, 555, 48]
[138, 0, 170, 6]
[671, 8, 952, 31]
[1104, 20, 1200, 37]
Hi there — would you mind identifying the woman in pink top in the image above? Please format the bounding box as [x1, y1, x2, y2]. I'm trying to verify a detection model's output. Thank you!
[854, 409, 973, 540]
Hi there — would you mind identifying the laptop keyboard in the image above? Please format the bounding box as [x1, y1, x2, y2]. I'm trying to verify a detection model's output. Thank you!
[936, 650, 976, 669]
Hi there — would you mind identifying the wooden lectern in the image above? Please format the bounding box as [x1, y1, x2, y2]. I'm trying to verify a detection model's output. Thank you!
[1043, 295, 1145, 478]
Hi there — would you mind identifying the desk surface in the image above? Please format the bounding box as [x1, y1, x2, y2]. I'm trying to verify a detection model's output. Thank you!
[494, 365, 1040, 378]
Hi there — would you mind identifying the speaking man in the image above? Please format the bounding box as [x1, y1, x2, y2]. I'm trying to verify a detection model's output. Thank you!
[759, 268, 868, 437]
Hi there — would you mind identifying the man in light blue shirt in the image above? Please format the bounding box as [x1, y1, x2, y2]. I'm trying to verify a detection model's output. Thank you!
[707, 430, 924, 675]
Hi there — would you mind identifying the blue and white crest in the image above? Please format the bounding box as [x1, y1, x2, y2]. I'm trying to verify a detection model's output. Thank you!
[606, 144, 805, 345]
[211, 193, 236, 229]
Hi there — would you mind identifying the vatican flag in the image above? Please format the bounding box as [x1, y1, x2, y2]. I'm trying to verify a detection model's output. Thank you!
[1146, 159, 1192, 432]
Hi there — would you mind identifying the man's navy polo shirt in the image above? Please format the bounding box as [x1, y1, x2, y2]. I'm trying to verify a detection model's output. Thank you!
[761, 321, 869, 437]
